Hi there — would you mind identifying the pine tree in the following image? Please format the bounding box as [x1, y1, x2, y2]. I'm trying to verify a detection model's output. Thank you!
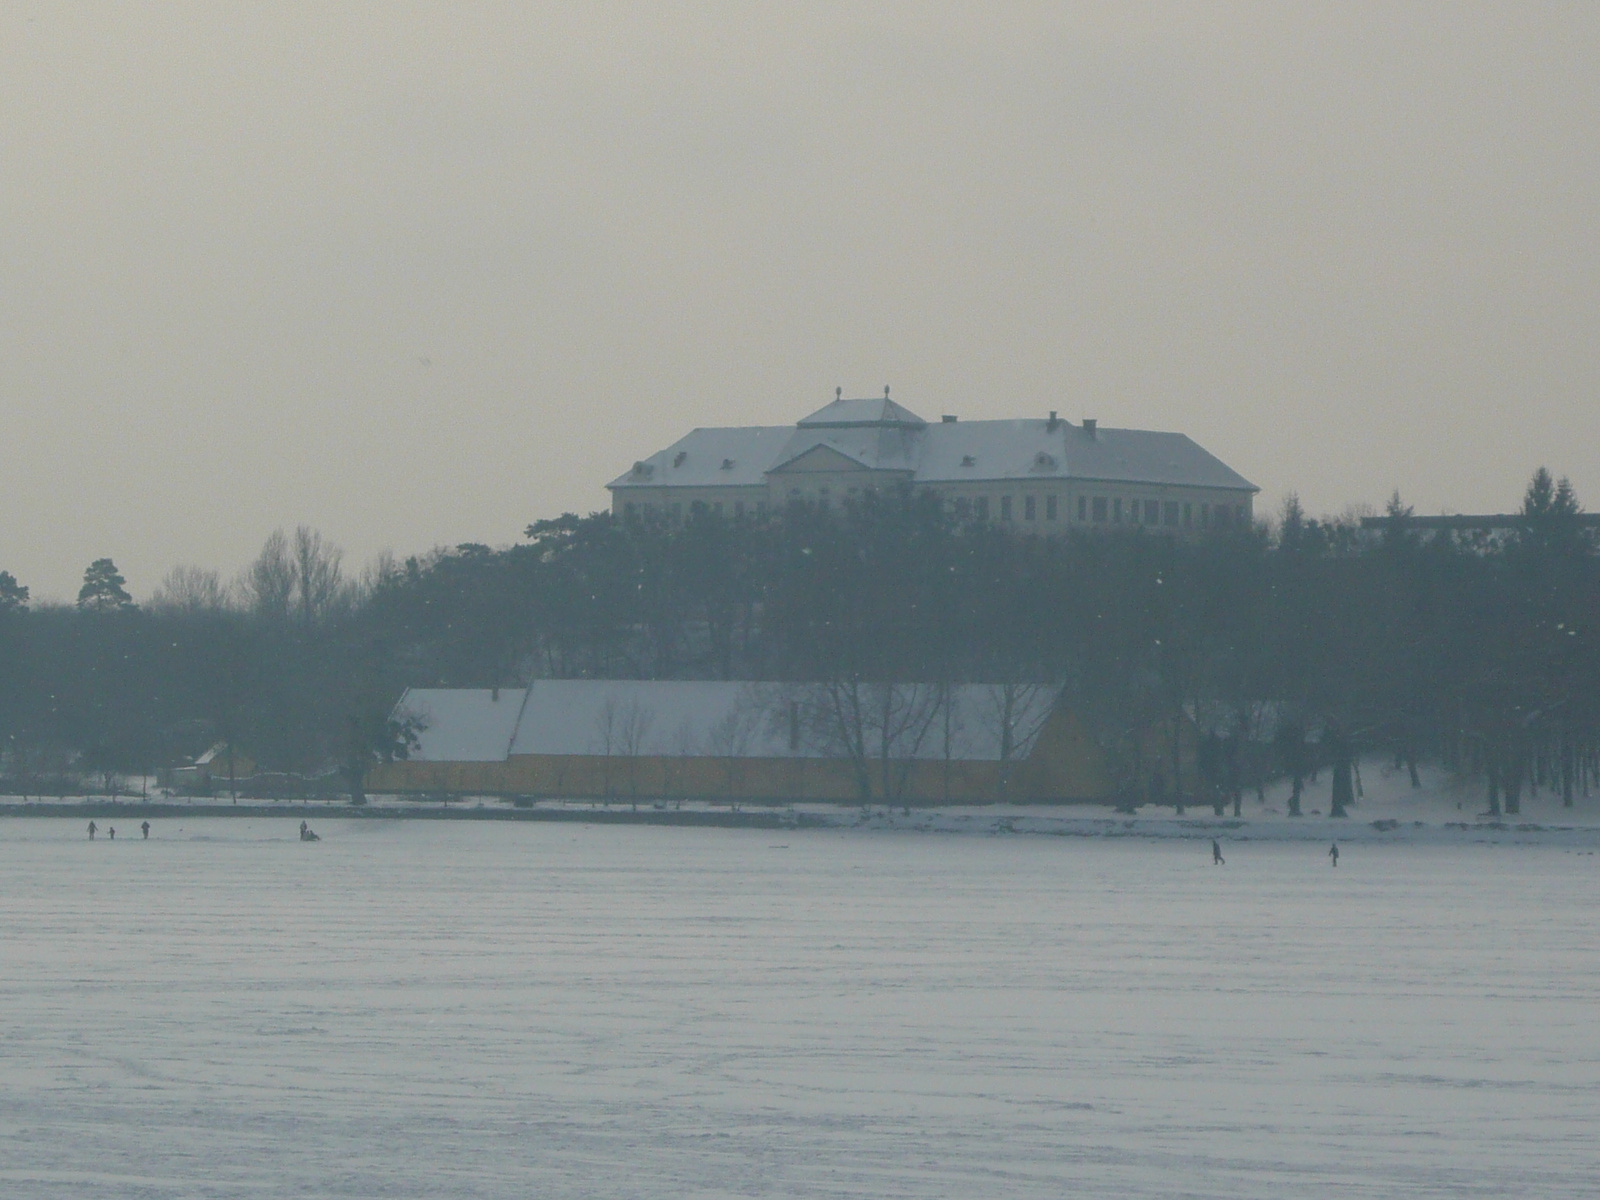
[0, 571, 27, 614]
[77, 559, 133, 612]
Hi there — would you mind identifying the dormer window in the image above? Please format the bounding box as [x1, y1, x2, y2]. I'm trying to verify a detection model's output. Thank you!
[1034, 452, 1056, 469]
[673, 451, 687, 467]
[721, 458, 734, 470]
[631, 461, 653, 478]
[961, 455, 976, 467]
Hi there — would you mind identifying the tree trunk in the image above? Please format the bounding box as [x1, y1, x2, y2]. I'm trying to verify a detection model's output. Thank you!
[345, 763, 367, 807]
[1288, 775, 1303, 817]
[1330, 759, 1353, 818]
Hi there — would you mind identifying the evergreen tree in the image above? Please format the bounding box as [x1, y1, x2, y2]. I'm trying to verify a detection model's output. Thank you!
[77, 559, 133, 612]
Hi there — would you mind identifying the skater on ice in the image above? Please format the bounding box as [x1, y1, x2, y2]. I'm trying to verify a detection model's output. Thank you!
[1212, 839, 1225, 865]
[87, 820, 96, 840]
[300, 821, 320, 842]
[141, 821, 150, 840]
[1329, 842, 1339, 868]
[108, 827, 115, 840]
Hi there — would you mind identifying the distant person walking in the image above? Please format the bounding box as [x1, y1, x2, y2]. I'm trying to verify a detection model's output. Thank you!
[1212, 839, 1225, 866]
[108, 827, 115, 840]
[1329, 842, 1339, 868]
[299, 821, 319, 843]
[87, 820, 97, 840]
[140, 821, 150, 840]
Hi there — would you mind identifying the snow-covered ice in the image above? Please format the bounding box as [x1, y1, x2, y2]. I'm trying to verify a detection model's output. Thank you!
[1, 816, 1597, 1197]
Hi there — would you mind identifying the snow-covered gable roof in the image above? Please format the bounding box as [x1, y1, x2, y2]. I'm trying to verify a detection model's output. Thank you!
[608, 426, 792, 490]
[397, 688, 529, 762]
[766, 424, 922, 476]
[611, 418, 1255, 493]
[394, 681, 1059, 763]
[1054, 425, 1256, 491]
[797, 394, 927, 428]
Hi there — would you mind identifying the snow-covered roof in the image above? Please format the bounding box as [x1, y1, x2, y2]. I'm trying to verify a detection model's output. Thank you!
[796, 394, 928, 428]
[610, 415, 1256, 493]
[395, 681, 1059, 763]
[767, 424, 922, 476]
[397, 688, 530, 762]
[610, 427, 791, 490]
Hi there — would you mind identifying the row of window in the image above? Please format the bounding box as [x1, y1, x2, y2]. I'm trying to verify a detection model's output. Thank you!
[622, 493, 1249, 528]
[952, 494, 1245, 529]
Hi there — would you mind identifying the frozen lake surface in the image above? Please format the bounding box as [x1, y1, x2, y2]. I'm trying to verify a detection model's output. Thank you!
[1, 819, 1597, 1198]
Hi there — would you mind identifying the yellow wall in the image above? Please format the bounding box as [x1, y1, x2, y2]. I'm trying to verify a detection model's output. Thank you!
[367, 708, 1188, 804]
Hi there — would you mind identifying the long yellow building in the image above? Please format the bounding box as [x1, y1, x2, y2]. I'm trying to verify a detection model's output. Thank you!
[370, 681, 1194, 806]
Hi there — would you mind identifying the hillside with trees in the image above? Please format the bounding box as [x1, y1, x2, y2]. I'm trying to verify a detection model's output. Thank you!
[1, 470, 1596, 811]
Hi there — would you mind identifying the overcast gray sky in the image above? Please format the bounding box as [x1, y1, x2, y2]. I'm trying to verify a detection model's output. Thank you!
[3, 3, 1598, 599]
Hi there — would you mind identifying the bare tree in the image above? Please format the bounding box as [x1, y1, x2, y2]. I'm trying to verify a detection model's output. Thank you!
[978, 682, 1055, 800]
[292, 526, 344, 627]
[616, 699, 655, 804]
[150, 565, 231, 614]
[592, 696, 620, 798]
[790, 681, 945, 803]
[240, 530, 295, 622]
[707, 687, 765, 800]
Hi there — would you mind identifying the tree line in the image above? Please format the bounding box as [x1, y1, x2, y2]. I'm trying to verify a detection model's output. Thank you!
[1, 469, 1597, 812]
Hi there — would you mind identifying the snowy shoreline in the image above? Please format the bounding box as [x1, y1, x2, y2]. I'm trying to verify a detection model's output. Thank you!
[6, 759, 1598, 845]
[5, 801, 1600, 847]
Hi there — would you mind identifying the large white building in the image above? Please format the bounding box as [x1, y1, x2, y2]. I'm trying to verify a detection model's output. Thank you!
[608, 391, 1257, 532]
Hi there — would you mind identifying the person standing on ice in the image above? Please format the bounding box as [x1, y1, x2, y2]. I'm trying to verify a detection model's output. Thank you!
[108, 827, 115, 840]
[1212, 839, 1225, 865]
[140, 821, 149, 840]
[87, 820, 97, 840]
[1329, 842, 1339, 868]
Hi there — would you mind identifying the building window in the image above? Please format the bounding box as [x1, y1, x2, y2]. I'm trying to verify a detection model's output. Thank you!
[954, 497, 971, 519]
[1025, 495, 1036, 521]
[624, 502, 637, 518]
[1163, 501, 1178, 527]
[1001, 495, 1013, 521]
[1079, 495, 1088, 522]
[1236, 505, 1247, 524]
[976, 496, 990, 520]
[1201, 503, 1210, 527]
[671, 503, 682, 518]
[734, 500, 745, 518]
[713, 501, 723, 517]
[1145, 500, 1159, 525]
[1092, 497, 1107, 523]
[756, 501, 768, 517]
[1183, 502, 1192, 527]
[1113, 498, 1122, 523]
[1047, 494, 1058, 520]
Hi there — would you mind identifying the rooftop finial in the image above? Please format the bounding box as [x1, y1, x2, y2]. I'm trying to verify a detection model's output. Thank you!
[884, 385, 890, 399]
[836, 386, 842, 401]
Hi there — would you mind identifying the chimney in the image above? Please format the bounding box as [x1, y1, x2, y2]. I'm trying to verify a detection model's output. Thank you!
[942, 414, 958, 423]
[1083, 418, 1097, 438]
[1047, 410, 1059, 431]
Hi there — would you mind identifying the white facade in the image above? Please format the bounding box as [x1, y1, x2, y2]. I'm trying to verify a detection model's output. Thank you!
[607, 393, 1258, 531]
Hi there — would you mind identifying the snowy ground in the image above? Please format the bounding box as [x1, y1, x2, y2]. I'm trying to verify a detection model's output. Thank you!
[1, 814, 1597, 1197]
[11, 759, 1600, 846]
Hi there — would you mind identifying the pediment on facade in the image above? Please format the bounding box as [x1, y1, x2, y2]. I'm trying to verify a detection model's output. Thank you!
[766, 443, 883, 476]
